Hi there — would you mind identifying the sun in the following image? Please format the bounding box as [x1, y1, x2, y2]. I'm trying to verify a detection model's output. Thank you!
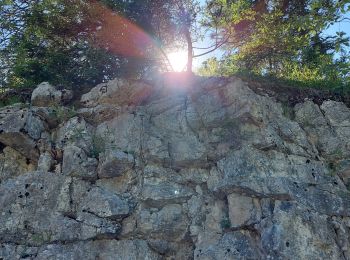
[167, 51, 188, 72]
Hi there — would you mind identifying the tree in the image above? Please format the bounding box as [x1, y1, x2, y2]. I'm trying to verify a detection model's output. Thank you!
[155, 0, 201, 73]
[171, 0, 229, 72]
[0, 0, 184, 89]
[0, 0, 124, 88]
[197, 57, 222, 76]
[202, 0, 350, 87]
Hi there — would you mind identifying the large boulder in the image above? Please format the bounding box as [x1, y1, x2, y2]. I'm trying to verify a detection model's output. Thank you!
[31, 82, 73, 107]
[81, 78, 155, 108]
[31, 82, 61, 106]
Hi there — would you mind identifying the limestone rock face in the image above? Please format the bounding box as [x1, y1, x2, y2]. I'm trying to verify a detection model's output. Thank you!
[1, 76, 350, 259]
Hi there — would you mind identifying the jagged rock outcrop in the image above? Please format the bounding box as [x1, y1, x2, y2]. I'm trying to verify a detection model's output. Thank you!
[1, 75, 350, 259]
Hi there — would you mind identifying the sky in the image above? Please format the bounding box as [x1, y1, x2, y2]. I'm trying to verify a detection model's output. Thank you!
[192, 0, 222, 68]
[324, 12, 350, 39]
[193, 1, 350, 68]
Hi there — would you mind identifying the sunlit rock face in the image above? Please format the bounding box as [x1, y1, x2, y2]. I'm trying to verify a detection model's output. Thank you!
[1, 75, 350, 259]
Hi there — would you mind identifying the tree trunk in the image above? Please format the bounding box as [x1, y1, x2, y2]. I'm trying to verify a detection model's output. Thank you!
[184, 27, 193, 73]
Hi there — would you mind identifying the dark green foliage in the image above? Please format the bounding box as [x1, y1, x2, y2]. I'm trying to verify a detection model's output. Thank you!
[220, 215, 231, 229]
[200, 0, 350, 89]
[1, 0, 349, 90]
[0, 0, 177, 89]
[0, 95, 22, 107]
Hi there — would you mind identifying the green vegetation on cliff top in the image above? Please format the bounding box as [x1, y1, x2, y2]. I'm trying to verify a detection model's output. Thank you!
[0, 0, 349, 92]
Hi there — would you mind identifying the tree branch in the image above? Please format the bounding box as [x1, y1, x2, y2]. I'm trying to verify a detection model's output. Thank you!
[193, 37, 228, 58]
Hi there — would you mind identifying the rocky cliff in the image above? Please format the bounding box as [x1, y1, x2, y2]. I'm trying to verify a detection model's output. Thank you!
[1, 75, 350, 259]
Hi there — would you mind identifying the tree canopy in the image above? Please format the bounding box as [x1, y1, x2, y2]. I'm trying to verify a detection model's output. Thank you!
[0, 0, 349, 90]
[200, 0, 350, 89]
[0, 0, 181, 88]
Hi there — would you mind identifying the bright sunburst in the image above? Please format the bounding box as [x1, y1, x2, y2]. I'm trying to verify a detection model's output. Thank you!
[167, 51, 188, 72]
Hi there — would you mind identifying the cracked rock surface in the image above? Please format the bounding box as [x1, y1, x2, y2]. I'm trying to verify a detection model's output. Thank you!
[1, 76, 350, 259]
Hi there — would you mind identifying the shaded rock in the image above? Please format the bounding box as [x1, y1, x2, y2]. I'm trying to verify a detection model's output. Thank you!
[194, 232, 262, 260]
[60, 89, 74, 104]
[98, 150, 134, 179]
[144, 164, 209, 186]
[30, 106, 61, 129]
[0, 244, 38, 260]
[187, 197, 227, 249]
[227, 193, 262, 228]
[0, 105, 44, 161]
[147, 239, 194, 259]
[337, 159, 350, 186]
[145, 98, 207, 165]
[147, 239, 172, 255]
[138, 204, 188, 241]
[258, 201, 342, 259]
[0, 146, 36, 182]
[24, 109, 47, 140]
[96, 171, 137, 195]
[321, 101, 350, 156]
[200, 199, 226, 236]
[141, 166, 199, 204]
[331, 216, 350, 259]
[141, 178, 193, 207]
[207, 147, 320, 197]
[295, 100, 328, 127]
[185, 78, 256, 129]
[36, 239, 161, 260]
[56, 177, 90, 215]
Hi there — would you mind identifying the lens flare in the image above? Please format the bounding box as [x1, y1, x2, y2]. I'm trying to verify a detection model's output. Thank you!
[87, 2, 156, 58]
[167, 51, 188, 72]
